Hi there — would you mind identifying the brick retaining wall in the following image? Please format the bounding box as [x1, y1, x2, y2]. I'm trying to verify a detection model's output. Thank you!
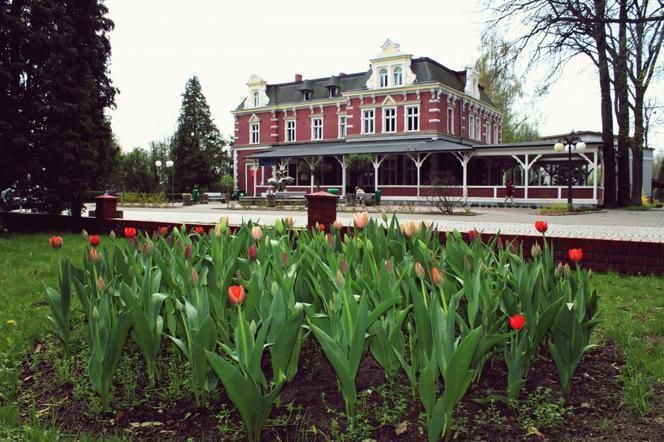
[2, 211, 663, 275]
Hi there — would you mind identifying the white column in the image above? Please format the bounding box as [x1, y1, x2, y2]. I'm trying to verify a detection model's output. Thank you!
[593, 150, 598, 202]
[454, 152, 473, 202]
[253, 162, 257, 197]
[407, 153, 431, 199]
[334, 155, 347, 197]
[524, 154, 529, 200]
[372, 154, 388, 192]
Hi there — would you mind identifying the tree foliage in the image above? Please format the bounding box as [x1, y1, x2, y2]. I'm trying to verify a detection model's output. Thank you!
[121, 148, 159, 193]
[171, 76, 229, 192]
[0, 0, 118, 216]
[475, 33, 539, 143]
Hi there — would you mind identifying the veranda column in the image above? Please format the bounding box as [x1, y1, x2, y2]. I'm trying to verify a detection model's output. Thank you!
[334, 155, 347, 197]
[407, 153, 431, 199]
[593, 150, 598, 202]
[372, 155, 387, 192]
[524, 154, 529, 200]
[454, 152, 473, 202]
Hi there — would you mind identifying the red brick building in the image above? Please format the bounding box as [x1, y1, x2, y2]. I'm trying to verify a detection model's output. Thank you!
[231, 40, 604, 205]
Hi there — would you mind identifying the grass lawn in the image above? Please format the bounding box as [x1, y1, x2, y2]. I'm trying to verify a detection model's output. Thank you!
[0, 232, 662, 439]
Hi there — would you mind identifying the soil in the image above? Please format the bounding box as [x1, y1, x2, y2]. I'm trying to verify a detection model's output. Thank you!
[17, 340, 664, 441]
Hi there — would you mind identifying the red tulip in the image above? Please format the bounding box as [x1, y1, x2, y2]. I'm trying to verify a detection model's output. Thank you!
[509, 313, 526, 330]
[415, 262, 425, 278]
[568, 248, 583, 263]
[158, 226, 169, 235]
[248, 244, 257, 262]
[49, 236, 63, 249]
[340, 258, 348, 273]
[534, 220, 548, 234]
[430, 267, 444, 285]
[385, 260, 393, 274]
[184, 244, 192, 259]
[468, 229, 478, 241]
[124, 227, 137, 238]
[228, 285, 246, 305]
[89, 235, 101, 247]
[193, 226, 205, 235]
[318, 223, 325, 232]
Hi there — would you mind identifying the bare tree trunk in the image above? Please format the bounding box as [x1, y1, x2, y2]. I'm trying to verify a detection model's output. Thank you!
[631, 89, 645, 204]
[595, 0, 617, 207]
[615, 0, 631, 206]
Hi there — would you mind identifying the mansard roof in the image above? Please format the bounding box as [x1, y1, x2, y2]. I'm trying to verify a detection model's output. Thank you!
[236, 57, 495, 111]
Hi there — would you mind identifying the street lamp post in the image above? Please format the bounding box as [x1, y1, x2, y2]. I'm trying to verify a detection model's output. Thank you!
[166, 160, 174, 205]
[155, 159, 175, 205]
[553, 131, 586, 211]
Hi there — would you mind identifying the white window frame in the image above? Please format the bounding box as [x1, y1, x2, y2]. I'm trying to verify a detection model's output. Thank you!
[249, 122, 260, 144]
[383, 107, 396, 133]
[379, 69, 389, 88]
[393, 67, 403, 86]
[286, 119, 296, 142]
[469, 115, 475, 139]
[447, 107, 454, 135]
[486, 121, 491, 143]
[362, 109, 375, 134]
[252, 91, 259, 107]
[494, 124, 499, 144]
[311, 117, 323, 140]
[405, 105, 420, 132]
[475, 117, 481, 142]
[338, 115, 347, 138]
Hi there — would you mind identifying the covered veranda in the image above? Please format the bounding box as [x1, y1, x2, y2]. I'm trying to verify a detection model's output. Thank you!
[246, 138, 604, 206]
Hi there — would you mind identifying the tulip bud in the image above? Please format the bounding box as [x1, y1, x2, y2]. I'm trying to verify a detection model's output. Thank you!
[281, 251, 289, 267]
[563, 263, 572, 278]
[336, 270, 345, 286]
[327, 233, 334, 248]
[88, 248, 99, 263]
[81, 229, 89, 240]
[191, 267, 199, 284]
[381, 211, 388, 223]
[415, 262, 425, 278]
[92, 306, 100, 320]
[275, 218, 284, 235]
[333, 219, 343, 231]
[184, 244, 192, 259]
[175, 299, 184, 311]
[109, 230, 116, 238]
[340, 259, 348, 273]
[248, 244, 257, 262]
[365, 238, 373, 253]
[385, 260, 393, 274]
[283, 216, 294, 228]
[251, 226, 263, 241]
[96, 276, 105, 290]
[531, 243, 542, 258]
[430, 267, 444, 285]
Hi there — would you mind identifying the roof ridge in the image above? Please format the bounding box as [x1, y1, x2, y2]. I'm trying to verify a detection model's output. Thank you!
[268, 72, 367, 88]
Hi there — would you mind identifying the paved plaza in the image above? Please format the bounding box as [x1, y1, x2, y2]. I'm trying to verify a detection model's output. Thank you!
[100, 204, 664, 243]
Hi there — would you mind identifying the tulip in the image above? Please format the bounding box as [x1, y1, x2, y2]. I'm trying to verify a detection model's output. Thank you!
[251, 226, 263, 241]
[534, 220, 548, 234]
[92, 306, 100, 320]
[109, 230, 116, 238]
[340, 259, 348, 273]
[248, 244, 257, 262]
[274, 218, 284, 234]
[327, 233, 334, 248]
[333, 219, 343, 230]
[191, 267, 199, 284]
[184, 244, 192, 259]
[228, 285, 246, 305]
[415, 262, 425, 278]
[81, 229, 89, 240]
[6, 320, 16, 327]
[467, 229, 478, 241]
[142, 243, 154, 256]
[568, 248, 583, 263]
[193, 226, 205, 235]
[96, 276, 105, 291]
[124, 227, 137, 238]
[385, 260, 393, 274]
[49, 236, 63, 249]
[88, 248, 99, 263]
[280, 252, 289, 267]
[381, 211, 388, 223]
[531, 242, 542, 258]
[563, 263, 572, 278]
[283, 216, 294, 228]
[158, 226, 169, 235]
[89, 235, 101, 247]
[401, 221, 418, 238]
[430, 267, 444, 285]
[555, 262, 564, 278]
[509, 313, 526, 330]
[175, 298, 184, 311]
[353, 211, 369, 229]
[336, 270, 345, 286]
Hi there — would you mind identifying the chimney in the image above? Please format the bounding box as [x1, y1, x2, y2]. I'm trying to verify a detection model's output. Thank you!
[294, 74, 303, 82]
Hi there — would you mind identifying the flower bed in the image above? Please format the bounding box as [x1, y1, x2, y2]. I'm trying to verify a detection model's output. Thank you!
[41, 216, 599, 441]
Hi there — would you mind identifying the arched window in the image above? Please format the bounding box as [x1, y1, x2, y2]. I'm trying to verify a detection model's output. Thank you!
[379, 68, 388, 88]
[393, 67, 403, 86]
[252, 91, 260, 107]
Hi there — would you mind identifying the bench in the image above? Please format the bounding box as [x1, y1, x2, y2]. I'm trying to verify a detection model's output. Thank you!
[354, 192, 376, 205]
[204, 192, 226, 203]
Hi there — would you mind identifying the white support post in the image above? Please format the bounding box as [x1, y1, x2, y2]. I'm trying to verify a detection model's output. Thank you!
[407, 152, 431, 198]
[372, 154, 388, 192]
[334, 155, 347, 197]
[454, 151, 474, 202]
[253, 162, 257, 197]
[305, 156, 322, 194]
[593, 150, 598, 202]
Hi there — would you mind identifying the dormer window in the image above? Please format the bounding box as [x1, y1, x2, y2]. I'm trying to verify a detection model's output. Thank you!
[303, 91, 312, 101]
[379, 69, 388, 88]
[328, 87, 337, 98]
[300, 80, 313, 102]
[252, 91, 260, 107]
[393, 67, 403, 86]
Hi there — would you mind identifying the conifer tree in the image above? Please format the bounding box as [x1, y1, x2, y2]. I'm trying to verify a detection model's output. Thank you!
[171, 76, 229, 192]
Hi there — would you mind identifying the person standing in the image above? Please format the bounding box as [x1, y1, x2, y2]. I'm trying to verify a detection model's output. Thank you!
[504, 178, 514, 204]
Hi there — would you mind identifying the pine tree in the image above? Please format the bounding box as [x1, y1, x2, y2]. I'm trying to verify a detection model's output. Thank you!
[171, 76, 228, 192]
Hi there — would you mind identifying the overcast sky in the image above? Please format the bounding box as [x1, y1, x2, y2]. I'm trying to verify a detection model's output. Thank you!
[105, 0, 662, 153]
